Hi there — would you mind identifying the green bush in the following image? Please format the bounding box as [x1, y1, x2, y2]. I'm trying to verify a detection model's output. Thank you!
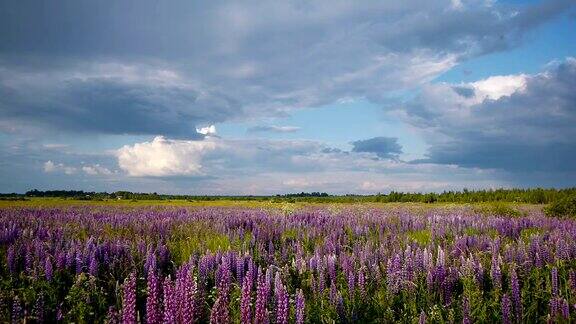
[475, 202, 522, 217]
[545, 195, 576, 218]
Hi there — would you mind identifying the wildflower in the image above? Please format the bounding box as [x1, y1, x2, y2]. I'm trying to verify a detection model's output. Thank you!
[502, 293, 511, 324]
[295, 289, 305, 324]
[510, 266, 522, 320]
[146, 270, 161, 324]
[122, 272, 137, 324]
[240, 267, 253, 324]
[551, 267, 558, 296]
[44, 257, 53, 281]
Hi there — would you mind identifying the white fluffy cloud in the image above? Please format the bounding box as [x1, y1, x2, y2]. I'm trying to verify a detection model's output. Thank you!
[44, 160, 114, 176]
[117, 136, 219, 177]
[196, 125, 217, 136]
[469, 75, 527, 101]
[81, 164, 113, 176]
[43, 161, 77, 175]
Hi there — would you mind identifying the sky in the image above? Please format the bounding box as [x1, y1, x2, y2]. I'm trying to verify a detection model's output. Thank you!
[0, 0, 575, 195]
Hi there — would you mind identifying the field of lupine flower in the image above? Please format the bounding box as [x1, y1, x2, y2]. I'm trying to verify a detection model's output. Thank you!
[1, 203, 575, 323]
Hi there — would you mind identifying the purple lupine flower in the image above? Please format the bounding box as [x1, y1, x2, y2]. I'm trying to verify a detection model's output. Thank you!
[549, 297, 559, 318]
[65, 249, 75, 270]
[254, 267, 269, 324]
[502, 293, 511, 324]
[274, 273, 289, 324]
[561, 298, 570, 319]
[56, 304, 63, 321]
[329, 282, 338, 306]
[264, 267, 272, 300]
[106, 306, 121, 324]
[144, 250, 155, 276]
[33, 293, 45, 323]
[7, 245, 16, 273]
[210, 260, 232, 324]
[336, 291, 345, 320]
[236, 256, 245, 286]
[180, 269, 197, 324]
[462, 297, 471, 324]
[74, 251, 83, 274]
[348, 270, 355, 298]
[163, 277, 177, 324]
[240, 267, 253, 324]
[510, 266, 522, 321]
[387, 253, 402, 294]
[426, 269, 434, 291]
[209, 296, 229, 324]
[419, 310, 426, 324]
[317, 269, 325, 295]
[357, 268, 366, 298]
[569, 270, 576, 292]
[295, 289, 305, 324]
[551, 267, 558, 296]
[12, 296, 22, 324]
[327, 255, 337, 283]
[44, 257, 53, 281]
[121, 272, 137, 324]
[88, 253, 98, 276]
[146, 270, 161, 324]
[56, 252, 66, 271]
[490, 255, 501, 290]
[218, 258, 232, 297]
[24, 246, 33, 275]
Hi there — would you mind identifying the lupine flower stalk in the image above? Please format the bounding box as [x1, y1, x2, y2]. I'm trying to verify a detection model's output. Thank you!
[295, 289, 305, 324]
[122, 272, 137, 324]
[509, 266, 522, 320]
[254, 267, 269, 324]
[502, 293, 511, 324]
[274, 273, 289, 324]
[240, 267, 253, 324]
[146, 270, 161, 324]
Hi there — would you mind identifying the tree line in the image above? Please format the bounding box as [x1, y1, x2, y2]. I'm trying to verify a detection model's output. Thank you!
[0, 188, 573, 204]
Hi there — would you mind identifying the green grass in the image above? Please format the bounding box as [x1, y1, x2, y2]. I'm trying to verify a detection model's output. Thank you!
[407, 229, 432, 246]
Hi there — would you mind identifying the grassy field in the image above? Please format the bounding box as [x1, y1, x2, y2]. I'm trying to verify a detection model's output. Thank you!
[0, 197, 544, 208]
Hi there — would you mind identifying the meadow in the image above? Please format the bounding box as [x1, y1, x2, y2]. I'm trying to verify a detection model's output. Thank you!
[1, 200, 575, 323]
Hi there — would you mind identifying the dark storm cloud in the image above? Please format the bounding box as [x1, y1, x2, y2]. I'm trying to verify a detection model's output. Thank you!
[351, 137, 403, 159]
[406, 58, 576, 174]
[0, 0, 573, 137]
[0, 63, 241, 137]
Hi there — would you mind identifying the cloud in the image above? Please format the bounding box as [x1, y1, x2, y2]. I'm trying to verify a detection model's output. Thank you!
[467, 75, 527, 101]
[111, 134, 503, 194]
[42, 143, 69, 149]
[196, 125, 217, 136]
[44, 160, 114, 176]
[403, 57, 576, 174]
[1, 1, 572, 137]
[117, 136, 218, 177]
[0, 63, 239, 137]
[351, 137, 403, 159]
[247, 125, 301, 133]
[43, 161, 77, 175]
[113, 136, 506, 193]
[82, 164, 113, 176]
[0, 132, 508, 194]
